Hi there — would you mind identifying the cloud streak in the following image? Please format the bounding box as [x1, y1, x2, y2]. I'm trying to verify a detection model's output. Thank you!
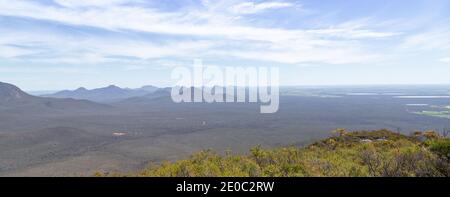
[0, 0, 402, 65]
[230, 1, 295, 14]
[440, 57, 450, 63]
[401, 28, 450, 50]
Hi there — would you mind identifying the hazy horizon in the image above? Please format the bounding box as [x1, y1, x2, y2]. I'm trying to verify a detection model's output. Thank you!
[19, 83, 450, 93]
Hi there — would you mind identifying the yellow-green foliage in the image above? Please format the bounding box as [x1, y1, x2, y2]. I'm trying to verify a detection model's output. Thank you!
[426, 138, 450, 159]
[99, 130, 450, 177]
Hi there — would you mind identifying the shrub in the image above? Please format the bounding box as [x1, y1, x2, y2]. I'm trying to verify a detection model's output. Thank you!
[427, 138, 450, 160]
[100, 130, 450, 177]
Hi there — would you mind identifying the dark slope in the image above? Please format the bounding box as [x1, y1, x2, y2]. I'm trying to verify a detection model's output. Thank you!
[0, 81, 110, 113]
[0, 82, 34, 102]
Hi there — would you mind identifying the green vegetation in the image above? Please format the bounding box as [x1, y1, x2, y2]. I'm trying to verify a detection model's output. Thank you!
[426, 138, 450, 159]
[415, 111, 450, 119]
[97, 129, 450, 177]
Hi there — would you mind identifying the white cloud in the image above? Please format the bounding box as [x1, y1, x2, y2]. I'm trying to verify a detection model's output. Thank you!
[439, 57, 450, 63]
[401, 29, 450, 50]
[53, 0, 140, 8]
[217, 45, 381, 65]
[230, 1, 294, 14]
[0, 45, 33, 58]
[0, 0, 399, 65]
[0, 28, 217, 64]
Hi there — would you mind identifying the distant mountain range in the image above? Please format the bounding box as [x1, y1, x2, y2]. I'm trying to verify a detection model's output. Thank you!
[3, 82, 267, 108]
[1, 82, 221, 109]
[43, 85, 160, 103]
[0, 82, 110, 112]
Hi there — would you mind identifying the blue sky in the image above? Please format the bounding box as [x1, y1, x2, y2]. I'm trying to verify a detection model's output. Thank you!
[0, 0, 450, 90]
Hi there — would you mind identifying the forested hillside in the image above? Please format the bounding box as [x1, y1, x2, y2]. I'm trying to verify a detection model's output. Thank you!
[98, 129, 450, 177]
